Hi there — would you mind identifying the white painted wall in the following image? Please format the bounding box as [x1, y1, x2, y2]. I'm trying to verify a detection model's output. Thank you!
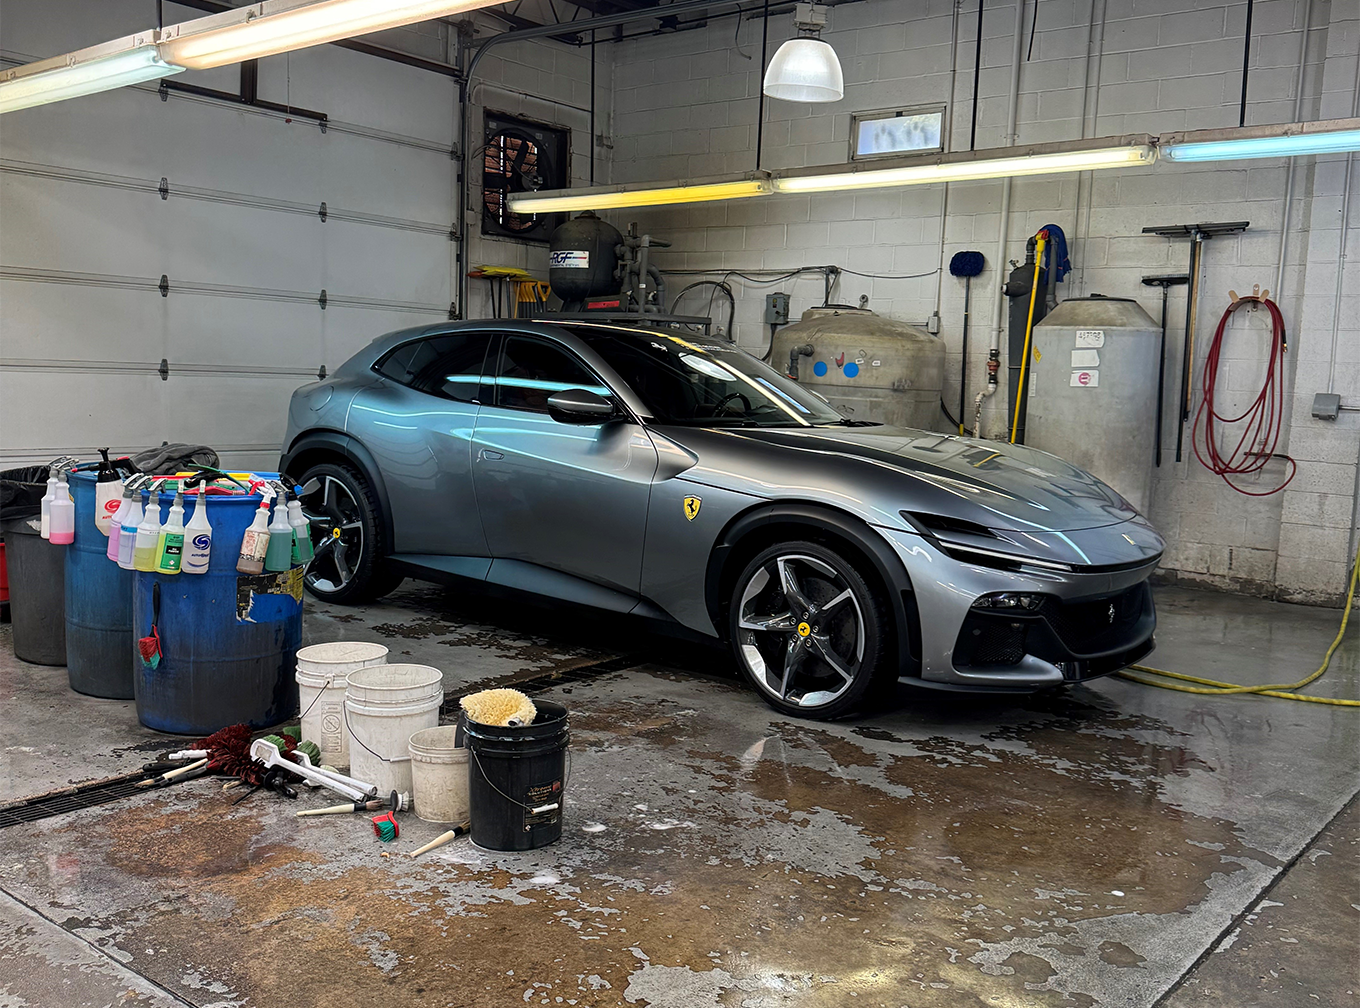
[606, 0, 1360, 605]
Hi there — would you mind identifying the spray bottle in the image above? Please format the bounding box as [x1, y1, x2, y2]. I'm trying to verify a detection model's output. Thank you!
[133, 487, 164, 572]
[39, 469, 59, 539]
[48, 470, 75, 545]
[93, 449, 123, 536]
[182, 484, 213, 574]
[264, 493, 295, 572]
[156, 492, 187, 574]
[237, 499, 272, 575]
[106, 483, 137, 562]
[117, 485, 144, 570]
[287, 496, 314, 564]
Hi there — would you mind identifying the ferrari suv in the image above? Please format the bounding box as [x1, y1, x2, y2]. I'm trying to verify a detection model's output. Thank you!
[281, 319, 1162, 719]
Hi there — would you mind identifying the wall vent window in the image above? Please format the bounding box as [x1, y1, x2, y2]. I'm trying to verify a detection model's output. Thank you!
[850, 106, 946, 160]
[482, 112, 569, 242]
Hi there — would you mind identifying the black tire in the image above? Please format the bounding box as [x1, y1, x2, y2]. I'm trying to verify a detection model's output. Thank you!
[297, 461, 403, 604]
[727, 539, 893, 719]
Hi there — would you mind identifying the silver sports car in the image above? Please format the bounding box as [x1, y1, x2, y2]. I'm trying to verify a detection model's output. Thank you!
[281, 319, 1162, 719]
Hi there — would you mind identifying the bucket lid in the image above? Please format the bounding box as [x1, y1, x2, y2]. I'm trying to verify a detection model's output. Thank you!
[297, 641, 389, 665]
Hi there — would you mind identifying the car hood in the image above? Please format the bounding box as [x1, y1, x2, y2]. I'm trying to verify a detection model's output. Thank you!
[664, 424, 1144, 534]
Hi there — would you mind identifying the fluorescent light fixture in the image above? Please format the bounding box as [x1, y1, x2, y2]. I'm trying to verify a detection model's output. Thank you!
[1160, 118, 1360, 161]
[158, 0, 506, 70]
[776, 142, 1156, 193]
[0, 37, 182, 115]
[508, 178, 774, 214]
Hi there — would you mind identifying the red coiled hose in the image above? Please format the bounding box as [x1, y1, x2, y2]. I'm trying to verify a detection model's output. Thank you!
[1191, 296, 1296, 496]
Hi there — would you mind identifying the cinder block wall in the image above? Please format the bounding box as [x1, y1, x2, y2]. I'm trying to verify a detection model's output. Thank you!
[601, 0, 1360, 606]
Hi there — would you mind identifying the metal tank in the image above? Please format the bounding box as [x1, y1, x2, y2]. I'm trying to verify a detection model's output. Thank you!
[770, 306, 945, 431]
[1025, 295, 1159, 513]
[548, 211, 622, 304]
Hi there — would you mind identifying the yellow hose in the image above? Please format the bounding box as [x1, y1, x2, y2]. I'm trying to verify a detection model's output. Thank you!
[1117, 541, 1360, 706]
[1009, 232, 1047, 444]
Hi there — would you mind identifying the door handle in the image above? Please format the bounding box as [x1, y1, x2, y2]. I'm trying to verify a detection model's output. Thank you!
[479, 449, 504, 461]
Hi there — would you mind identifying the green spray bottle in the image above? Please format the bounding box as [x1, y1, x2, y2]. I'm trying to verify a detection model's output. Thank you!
[156, 492, 186, 574]
[264, 495, 295, 572]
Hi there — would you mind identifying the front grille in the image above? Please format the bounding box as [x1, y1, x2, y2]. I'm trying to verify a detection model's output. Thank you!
[953, 582, 1155, 672]
[1036, 584, 1148, 656]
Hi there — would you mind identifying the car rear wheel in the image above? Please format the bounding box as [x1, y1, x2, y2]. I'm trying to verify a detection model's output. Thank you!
[296, 461, 403, 604]
[729, 540, 892, 719]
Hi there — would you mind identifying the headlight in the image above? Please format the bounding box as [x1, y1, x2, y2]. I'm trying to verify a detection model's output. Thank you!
[971, 592, 1045, 610]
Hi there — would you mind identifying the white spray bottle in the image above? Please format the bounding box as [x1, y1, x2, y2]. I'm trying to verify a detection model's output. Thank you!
[182, 485, 213, 574]
[48, 471, 75, 545]
[237, 499, 272, 575]
[117, 486, 144, 570]
[264, 494, 294, 572]
[40, 469, 59, 539]
[106, 484, 136, 562]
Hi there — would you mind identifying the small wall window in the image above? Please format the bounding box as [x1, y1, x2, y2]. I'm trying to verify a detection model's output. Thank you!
[481, 112, 569, 243]
[850, 105, 946, 160]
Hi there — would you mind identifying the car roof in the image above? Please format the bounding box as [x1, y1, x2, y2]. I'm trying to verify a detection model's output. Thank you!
[356, 318, 716, 364]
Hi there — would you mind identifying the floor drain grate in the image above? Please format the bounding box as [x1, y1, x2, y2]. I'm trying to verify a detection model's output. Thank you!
[441, 654, 642, 719]
[0, 771, 160, 829]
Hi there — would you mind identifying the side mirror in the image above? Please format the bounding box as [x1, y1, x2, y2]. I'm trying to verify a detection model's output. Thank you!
[547, 388, 617, 424]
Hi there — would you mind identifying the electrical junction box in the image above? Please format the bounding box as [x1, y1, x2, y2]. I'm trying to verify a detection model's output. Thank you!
[1312, 392, 1341, 420]
[765, 292, 791, 325]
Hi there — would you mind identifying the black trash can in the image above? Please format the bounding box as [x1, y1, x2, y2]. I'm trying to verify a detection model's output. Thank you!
[465, 700, 568, 852]
[0, 467, 66, 665]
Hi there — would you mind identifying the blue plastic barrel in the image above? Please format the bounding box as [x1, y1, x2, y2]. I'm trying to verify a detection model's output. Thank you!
[133, 488, 302, 735]
[66, 471, 134, 698]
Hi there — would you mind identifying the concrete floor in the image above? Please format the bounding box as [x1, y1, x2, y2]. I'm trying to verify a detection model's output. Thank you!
[1, 582, 1357, 1008]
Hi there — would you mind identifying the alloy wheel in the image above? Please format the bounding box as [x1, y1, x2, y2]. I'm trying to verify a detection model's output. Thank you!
[300, 474, 364, 595]
[735, 553, 866, 708]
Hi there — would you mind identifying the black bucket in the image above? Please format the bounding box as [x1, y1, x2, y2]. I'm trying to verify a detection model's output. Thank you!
[465, 700, 568, 852]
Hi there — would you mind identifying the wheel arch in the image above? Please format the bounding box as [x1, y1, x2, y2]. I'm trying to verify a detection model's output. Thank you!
[705, 501, 921, 676]
[280, 429, 395, 552]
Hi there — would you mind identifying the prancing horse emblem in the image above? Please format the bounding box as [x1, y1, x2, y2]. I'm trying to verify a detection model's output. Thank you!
[683, 496, 702, 521]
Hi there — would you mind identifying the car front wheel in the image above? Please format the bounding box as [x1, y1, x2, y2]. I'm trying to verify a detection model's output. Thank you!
[728, 540, 892, 719]
[296, 461, 403, 604]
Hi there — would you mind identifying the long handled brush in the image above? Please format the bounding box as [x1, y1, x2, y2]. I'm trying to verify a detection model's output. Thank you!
[138, 583, 163, 669]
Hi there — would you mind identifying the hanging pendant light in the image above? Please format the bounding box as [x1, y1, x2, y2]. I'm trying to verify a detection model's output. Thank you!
[763, 3, 843, 103]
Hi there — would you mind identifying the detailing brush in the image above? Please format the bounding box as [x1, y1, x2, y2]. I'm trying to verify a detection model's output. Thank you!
[295, 790, 408, 817]
[409, 823, 471, 858]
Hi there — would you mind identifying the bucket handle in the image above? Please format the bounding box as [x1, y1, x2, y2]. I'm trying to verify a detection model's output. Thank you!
[297, 673, 334, 723]
[344, 701, 425, 765]
[467, 744, 571, 814]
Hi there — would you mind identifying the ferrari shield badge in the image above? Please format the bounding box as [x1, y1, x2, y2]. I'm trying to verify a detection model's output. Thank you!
[683, 496, 702, 521]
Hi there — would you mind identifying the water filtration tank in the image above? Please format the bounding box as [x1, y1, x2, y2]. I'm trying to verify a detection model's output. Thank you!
[770, 307, 946, 430]
[548, 211, 622, 302]
[1025, 295, 1159, 513]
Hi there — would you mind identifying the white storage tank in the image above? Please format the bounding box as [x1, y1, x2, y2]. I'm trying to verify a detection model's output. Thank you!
[770, 307, 945, 431]
[1025, 295, 1159, 513]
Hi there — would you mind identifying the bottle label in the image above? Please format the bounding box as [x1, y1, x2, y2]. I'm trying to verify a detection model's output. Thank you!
[239, 529, 267, 561]
[158, 534, 184, 571]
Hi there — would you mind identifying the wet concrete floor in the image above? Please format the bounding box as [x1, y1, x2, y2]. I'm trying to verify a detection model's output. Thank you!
[1, 583, 1357, 1007]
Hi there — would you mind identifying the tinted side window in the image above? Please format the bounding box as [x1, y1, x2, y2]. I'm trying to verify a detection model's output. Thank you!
[495, 336, 608, 412]
[375, 335, 488, 403]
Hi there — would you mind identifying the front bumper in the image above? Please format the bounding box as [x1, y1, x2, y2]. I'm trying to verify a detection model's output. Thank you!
[877, 526, 1158, 692]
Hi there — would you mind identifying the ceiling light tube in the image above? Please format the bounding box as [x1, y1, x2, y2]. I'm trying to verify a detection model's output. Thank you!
[508, 178, 774, 214]
[1160, 118, 1360, 162]
[158, 0, 507, 70]
[775, 143, 1156, 194]
[0, 36, 182, 115]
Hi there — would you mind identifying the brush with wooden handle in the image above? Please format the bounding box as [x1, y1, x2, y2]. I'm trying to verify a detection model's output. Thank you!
[408, 823, 471, 858]
[137, 758, 209, 787]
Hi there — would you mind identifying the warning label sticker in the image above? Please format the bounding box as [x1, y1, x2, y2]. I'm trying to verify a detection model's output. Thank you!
[549, 250, 589, 269]
[1070, 370, 1099, 388]
[523, 779, 563, 831]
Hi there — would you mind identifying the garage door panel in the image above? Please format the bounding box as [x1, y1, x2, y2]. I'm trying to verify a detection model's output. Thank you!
[320, 225, 451, 305]
[0, 283, 167, 363]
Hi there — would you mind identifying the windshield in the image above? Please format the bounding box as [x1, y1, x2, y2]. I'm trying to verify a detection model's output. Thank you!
[567, 326, 850, 428]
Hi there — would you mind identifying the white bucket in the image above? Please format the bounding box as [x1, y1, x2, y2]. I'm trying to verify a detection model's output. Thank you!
[345, 664, 444, 797]
[408, 725, 470, 824]
[295, 641, 389, 768]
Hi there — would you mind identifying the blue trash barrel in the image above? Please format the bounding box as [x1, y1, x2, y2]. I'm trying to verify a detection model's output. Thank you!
[66, 470, 134, 698]
[132, 488, 302, 735]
